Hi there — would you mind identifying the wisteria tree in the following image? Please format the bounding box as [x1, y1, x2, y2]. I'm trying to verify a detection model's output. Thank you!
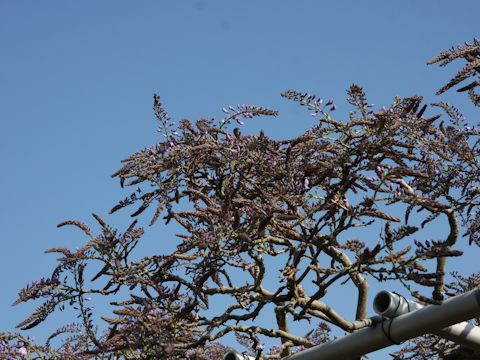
[2, 38, 480, 360]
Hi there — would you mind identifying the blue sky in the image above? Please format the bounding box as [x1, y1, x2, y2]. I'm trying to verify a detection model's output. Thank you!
[1, 1, 479, 358]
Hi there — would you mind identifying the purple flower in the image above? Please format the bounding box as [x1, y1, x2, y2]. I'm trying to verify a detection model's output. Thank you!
[326, 99, 334, 106]
[222, 107, 229, 114]
[330, 104, 337, 111]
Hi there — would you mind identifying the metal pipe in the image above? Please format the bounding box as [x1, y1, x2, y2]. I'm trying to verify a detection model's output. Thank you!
[224, 350, 255, 360]
[223, 287, 480, 360]
[373, 290, 480, 351]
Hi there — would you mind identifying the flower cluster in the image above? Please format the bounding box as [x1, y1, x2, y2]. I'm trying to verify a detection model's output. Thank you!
[219, 103, 278, 129]
[154, 94, 179, 146]
[281, 90, 337, 115]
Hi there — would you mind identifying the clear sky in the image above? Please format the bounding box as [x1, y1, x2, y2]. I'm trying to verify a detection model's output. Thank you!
[1, 1, 479, 358]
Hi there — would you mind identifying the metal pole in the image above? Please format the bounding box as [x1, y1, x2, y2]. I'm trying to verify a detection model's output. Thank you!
[225, 287, 480, 360]
[224, 350, 256, 360]
[280, 288, 480, 360]
[373, 290, 480, 351]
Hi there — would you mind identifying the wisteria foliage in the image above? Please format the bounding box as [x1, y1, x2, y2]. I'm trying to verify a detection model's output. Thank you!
[4, 38, 480, 360]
